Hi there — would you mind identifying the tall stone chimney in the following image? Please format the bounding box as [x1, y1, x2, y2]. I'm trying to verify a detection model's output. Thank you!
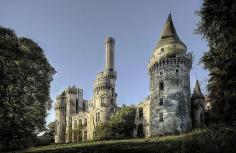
[105, 37, 115, 71]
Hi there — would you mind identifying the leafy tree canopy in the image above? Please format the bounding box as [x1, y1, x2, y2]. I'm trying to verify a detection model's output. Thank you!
[0, 26, 55, 151]
[196, 0, 236, 124]
[95, 106, 136, 140]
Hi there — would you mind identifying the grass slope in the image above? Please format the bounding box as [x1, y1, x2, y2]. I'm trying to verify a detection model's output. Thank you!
[25, 127, 236, 153]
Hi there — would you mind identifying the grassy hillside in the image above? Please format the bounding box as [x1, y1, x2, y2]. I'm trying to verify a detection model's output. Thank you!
[24, 126, 236, 153]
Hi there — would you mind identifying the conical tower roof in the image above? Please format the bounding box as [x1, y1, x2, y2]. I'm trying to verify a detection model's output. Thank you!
[148, 13, 189, 71]
[194, 80, 201, 93]
[155, 13, 186, 51]
[192, 80, 204, 99]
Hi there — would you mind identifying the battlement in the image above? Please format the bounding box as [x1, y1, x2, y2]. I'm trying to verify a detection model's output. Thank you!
[65, 85, 78, 94]
[148, 55, 192, 73]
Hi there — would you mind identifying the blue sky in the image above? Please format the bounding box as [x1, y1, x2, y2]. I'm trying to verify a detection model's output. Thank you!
[0, 0, 208, 124]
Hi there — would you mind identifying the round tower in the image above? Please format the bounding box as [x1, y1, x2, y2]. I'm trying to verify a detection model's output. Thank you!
[54, 92, 66, 143]
[92, 37, 117, 123]
[148, 13, 192, 136]
[65, 86, 77, 143]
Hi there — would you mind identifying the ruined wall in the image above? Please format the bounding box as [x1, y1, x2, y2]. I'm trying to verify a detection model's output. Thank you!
[71, 112, 89, 142]
[134, 98, 150, 137]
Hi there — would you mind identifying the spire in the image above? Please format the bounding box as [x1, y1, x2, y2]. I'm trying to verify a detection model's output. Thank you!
[194, 80, 201, 93]
[160, 13, 177, 39]
[155, 13, 186, 50]
[192, 80, 204, 99]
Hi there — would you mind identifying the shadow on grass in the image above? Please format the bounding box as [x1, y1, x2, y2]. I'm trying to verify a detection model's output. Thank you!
[24, 127, 236, 153]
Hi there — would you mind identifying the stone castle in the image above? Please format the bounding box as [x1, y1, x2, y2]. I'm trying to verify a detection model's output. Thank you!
[54, 14, 206, 143]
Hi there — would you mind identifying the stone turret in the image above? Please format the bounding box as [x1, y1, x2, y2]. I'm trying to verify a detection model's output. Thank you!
[191, 80, 205, 128]
[54, 92, 66, 143]
[65, 86, 78, 143]
[148, 13, 192, 136]
[92, 37, 117, 124]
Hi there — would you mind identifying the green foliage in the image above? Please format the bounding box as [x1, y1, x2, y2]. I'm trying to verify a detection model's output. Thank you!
[109, 106, 136, 138]
[43, 122, 56, 141]
[25, 124, 236, 153]
[95, 106, 136, 140]
[0, 26, 56, 151]
[47, 121, 56, 136]
[94, 123, 112, 140]
[196, 0, 236, 124]
[35, 122, 56, 147]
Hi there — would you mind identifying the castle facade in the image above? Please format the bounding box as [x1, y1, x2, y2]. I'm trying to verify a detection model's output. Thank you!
[54, 14, 205, 143]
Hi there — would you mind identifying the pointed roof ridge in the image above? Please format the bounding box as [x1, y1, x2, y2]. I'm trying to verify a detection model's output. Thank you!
[192, 80, 204, 99]
[160, 13, 177, 38]
[155, 13, 186, 50]
[194, 80, 201, 93]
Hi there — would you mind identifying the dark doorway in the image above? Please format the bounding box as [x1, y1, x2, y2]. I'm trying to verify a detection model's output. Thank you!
[78, 131, 82, 142]
[137, 124, 144, 138]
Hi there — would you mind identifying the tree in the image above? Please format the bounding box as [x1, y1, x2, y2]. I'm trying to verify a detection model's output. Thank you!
[95, 106, 136, 140]
[36, 122, 55, 146]
[0, 26, 55, 151]
[109, 106, 136, 138]
[196, 0, 236, 124]
[94, 123, 112, 140]
[44, 121, 55, 138]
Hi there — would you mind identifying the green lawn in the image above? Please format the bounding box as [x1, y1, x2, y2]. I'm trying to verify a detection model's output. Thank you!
[24, 127, 236, 153]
